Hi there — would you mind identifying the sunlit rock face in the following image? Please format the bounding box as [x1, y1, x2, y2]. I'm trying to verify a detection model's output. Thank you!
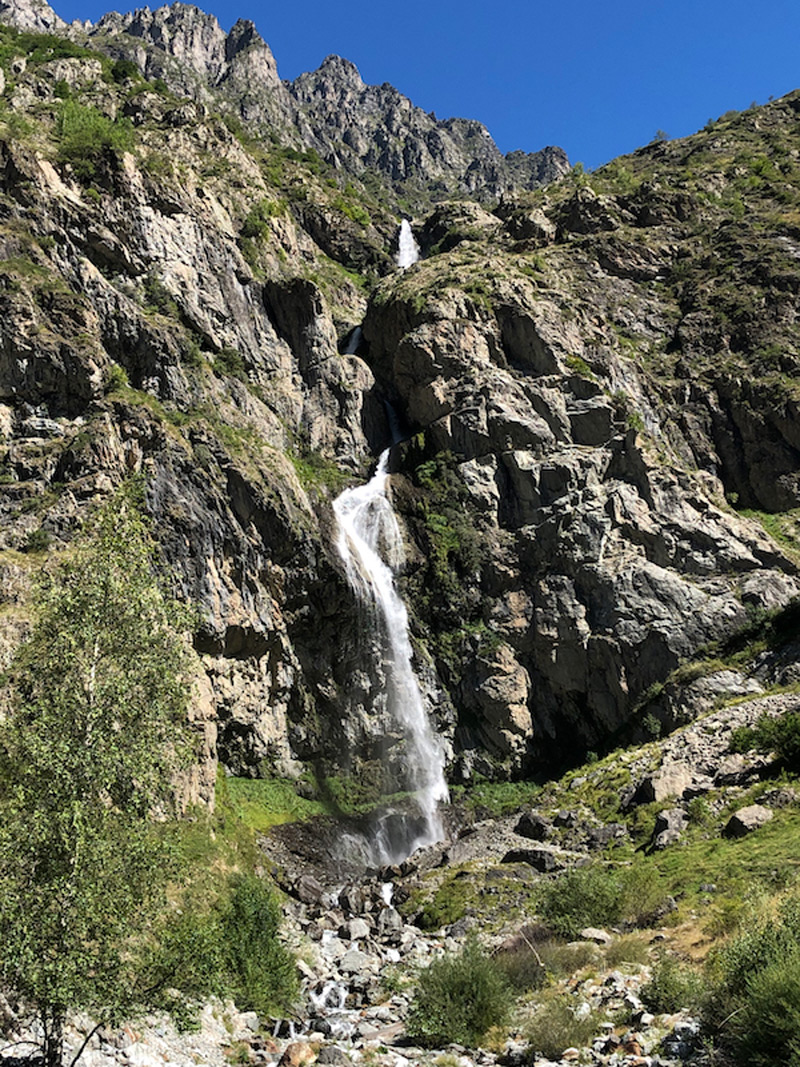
[1, 0, 800, 795]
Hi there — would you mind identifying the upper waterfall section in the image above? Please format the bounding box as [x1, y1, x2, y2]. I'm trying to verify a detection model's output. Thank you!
[395, 220, 420, 270]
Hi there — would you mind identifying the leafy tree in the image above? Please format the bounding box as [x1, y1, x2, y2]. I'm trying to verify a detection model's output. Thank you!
[0, 483, 192, 1067]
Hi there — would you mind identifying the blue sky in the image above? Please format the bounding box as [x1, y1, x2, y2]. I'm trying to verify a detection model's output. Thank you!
[54, 0, 800, 169]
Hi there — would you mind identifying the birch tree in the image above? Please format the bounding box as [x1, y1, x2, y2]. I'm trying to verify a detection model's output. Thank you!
[0, 483, 191, 1067]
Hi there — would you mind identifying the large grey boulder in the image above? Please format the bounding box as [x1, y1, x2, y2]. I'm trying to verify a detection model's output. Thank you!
[723, 804, 774, 838]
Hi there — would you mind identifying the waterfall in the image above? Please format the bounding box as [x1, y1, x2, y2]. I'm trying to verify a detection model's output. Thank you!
[395, 219, 420, 269]
[343, 325, 362, 355]
[333, 449, 448, 865]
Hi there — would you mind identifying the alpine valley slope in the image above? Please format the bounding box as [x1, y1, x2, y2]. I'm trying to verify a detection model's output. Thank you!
[0, 0, 799, 806]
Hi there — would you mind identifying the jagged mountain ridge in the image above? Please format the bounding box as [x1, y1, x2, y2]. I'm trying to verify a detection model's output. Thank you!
[0, 0, 800, 795]
[0, 0, 569, 211]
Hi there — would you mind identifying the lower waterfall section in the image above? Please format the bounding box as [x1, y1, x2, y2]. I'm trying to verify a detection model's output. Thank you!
[333, 449, 449, 866]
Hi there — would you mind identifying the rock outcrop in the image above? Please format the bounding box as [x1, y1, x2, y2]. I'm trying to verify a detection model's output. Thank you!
[1, 2, 800, 793]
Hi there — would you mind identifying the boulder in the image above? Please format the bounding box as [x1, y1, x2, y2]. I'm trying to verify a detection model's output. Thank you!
[723, 804, 774, 838]
[295, 874, 325, 905]
[637, 764, 693, 804]
[279, 1044, 317, 1067]
[650, 808, 688, 851]
[501, 847, 563, 872]
[339, 917, 370, 941]
[514, 811, 552, 841]
[579, 927, 612, 945]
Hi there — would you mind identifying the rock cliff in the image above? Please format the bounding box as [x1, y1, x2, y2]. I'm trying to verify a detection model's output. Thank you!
[1, 1, 800, 800]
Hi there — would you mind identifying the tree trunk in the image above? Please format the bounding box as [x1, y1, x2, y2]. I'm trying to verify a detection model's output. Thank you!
[42, 1006, 65, 1067]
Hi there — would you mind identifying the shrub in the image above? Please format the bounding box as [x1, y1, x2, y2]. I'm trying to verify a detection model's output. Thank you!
[151, 874, 297, 1024]
[220, 874, 297, 1015]
[731, 710, 800, 769]
[493, 941, 547, 993]
[641, 957, 704, 1013]
[525, 991, 601, 1061]
[603, 933, 651, 967]
[703, 893, 800, 1064]
[111, 58, 139, 83]
[538, 861, 666, 939]
[241, 198, 285, 239]
[406, 938, 512, 1048]
[213, 346, 246, 380]
[103, 363, 129, 393]
[55, 100, 135, 180]
[19, 527, 51, 553]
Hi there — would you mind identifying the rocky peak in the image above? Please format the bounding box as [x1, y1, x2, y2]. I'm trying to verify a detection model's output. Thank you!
[0, 0, 64, 31]
[289, 57, 569, 204]
[85, 2, 291, 130]
[93, 4, 238, 83]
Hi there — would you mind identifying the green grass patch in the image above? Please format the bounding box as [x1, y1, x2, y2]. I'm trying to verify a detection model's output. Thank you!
[224, 776, 327, 832]
[450, 778, 542, 817]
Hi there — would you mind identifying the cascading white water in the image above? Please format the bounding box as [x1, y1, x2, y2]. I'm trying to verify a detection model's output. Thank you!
[344, 325, 362, 355]
[395, 218, 420, 269]
[333, 449, 449, 865]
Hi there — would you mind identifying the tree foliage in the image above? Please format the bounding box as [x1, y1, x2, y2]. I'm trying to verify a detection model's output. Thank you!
[0, 484, 191, 1066]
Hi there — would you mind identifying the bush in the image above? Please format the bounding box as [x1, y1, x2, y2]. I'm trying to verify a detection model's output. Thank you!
[731, 710, 800, 769]
[493, 940, 546, 993]
[641, 957, 704, 1013]
[406, 938, 512, 1048]
[538, 861, 666, 939]
[55, 100, 135, 180]
[525, 991, 601, 1061]
[151, 874, 297, 1024]
[103, 363, 129, 394]
[220, 874, 297, 1015]
[704, 893, 800, 1064]
[241, 198, 285, 239]
[111, 58, 139, 83]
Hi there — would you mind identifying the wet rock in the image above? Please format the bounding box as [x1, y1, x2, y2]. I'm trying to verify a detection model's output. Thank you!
[338, 886, 365, 915]
[723, 804, 774, 837]
[377, 908, 404, 938]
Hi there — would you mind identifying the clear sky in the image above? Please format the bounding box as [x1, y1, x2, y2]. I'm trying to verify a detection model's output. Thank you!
[51, 0, 800, 170]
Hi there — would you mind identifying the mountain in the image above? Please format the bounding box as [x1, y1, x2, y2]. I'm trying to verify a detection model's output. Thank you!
[0, 0, 800, 803]
[0, 0, 569, 213]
